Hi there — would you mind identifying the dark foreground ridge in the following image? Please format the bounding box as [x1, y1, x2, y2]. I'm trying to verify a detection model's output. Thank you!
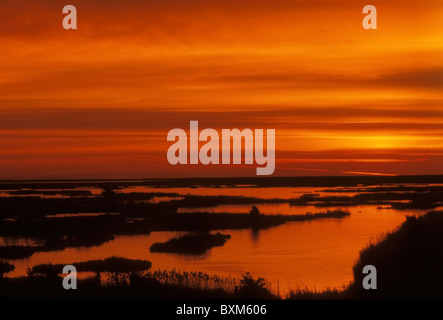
[289, 210, 443, 299]
[348, 210, 443, 299]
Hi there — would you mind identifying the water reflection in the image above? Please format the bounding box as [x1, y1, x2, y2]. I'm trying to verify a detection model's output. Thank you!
[179, 203, 333, 215]
[2, 181, 440, 297]
[3, 204, 430, 296]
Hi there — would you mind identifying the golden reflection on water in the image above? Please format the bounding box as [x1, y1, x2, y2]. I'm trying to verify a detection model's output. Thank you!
[4, 204, 429, 296]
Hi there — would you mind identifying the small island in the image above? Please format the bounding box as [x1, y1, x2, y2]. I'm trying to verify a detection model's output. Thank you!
[150, 232, 231, 255]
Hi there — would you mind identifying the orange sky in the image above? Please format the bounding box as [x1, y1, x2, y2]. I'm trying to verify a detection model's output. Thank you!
[0, 0, 442, 179]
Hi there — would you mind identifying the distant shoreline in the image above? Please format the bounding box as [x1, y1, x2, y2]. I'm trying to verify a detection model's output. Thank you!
[1, 175, 443, 188]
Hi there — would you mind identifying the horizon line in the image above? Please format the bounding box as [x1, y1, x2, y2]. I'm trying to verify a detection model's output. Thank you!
[3, 174, 443, 183]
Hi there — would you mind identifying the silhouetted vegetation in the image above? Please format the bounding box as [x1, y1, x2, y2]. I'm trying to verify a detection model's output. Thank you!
[0, 267, 277, 299]
[2, 177, 443, 299]
[0, 209, 346, 259]
[346, 210, 443, 299]
[304, 209, 351, 218]
[320, 185, 443, 193]
[0, 262, 15, 276]
[145, 269, 240, 294]
[249, 205, 260, 217]
[237, 272, 276, 299]
[150, 232, 231, 255]
[285, 210, 443, 299]
[6, 189, 92, 197]
[286, 287, 343, 300]
[2, 211, 443, 298]
[291, 191, 442, 209]
[0, 232, 116, 259]
[32, 257, 152, 275]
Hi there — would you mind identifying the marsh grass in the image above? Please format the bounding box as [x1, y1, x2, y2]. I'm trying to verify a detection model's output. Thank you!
[32, 257, 152, 274]
[144, 269, 240, 293]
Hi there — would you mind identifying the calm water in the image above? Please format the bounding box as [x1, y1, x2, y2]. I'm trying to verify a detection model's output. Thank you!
[2, 184, 434, 296]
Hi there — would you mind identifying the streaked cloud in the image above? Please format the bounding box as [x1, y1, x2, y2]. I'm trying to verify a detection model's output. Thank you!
[0, 0, 442, 178]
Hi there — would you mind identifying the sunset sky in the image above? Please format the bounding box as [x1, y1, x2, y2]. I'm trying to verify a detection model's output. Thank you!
[0, 0, 442, 179]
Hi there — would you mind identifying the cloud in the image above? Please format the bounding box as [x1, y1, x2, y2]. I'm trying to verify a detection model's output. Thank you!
[1, 106, 443, 131]
[0, 0, 442, 178]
